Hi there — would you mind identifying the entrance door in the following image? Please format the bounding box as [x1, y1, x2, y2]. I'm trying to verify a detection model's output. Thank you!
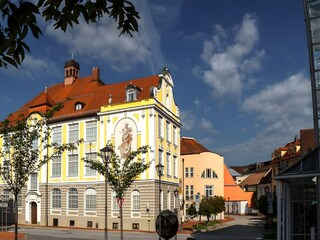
[31, 202, 37, 224]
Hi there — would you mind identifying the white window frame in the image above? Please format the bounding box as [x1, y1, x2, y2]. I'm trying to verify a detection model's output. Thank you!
[185, 167, 189, 178]
[166, 152, 171, 177]
[85, 152, 97, 176]
[131, 190, 140, 212]
[30, 173, 38, 191]
[85, 121, 97, 142]
[85, 188, 97, 211]
[158, 149, 163, 165]
[68, 123, 79, 144]
[173, 156, 178, 178]
[68, 154, 78, 177]
[52, 188, 61, 209]
[52, 126, 62, 145]
[205, 185, 213, 197]
[68, 188, 78, 209]
[158, 115, 163, 138]
[51, 155, 61, 177]
[112, 192, 119, 212]
[190, 167, 194, 177]
[127, 88, 136, 102]
[166, 121, 170, 142]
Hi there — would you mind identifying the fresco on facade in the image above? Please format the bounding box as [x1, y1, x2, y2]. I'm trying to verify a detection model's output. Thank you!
[118, 122, 133, 159]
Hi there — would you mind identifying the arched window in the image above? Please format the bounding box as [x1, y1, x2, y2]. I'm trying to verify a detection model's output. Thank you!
[52, 188, 61, 208]
[68, 188, 78, 209]
[132, 190, 140, 212]
[201, 168, 218, 178]
[85, 188, 97, 210]
[126, 88, 135, 102]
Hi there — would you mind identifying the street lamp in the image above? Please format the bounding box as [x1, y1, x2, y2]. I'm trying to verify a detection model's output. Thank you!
[100, 145, 113, 240]
[173, 189, 179, 240]
[155, 163, 164, 240]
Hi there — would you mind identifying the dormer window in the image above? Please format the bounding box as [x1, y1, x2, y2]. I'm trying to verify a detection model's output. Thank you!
[126, 84, 141, 102]
[127, 88, 136, 102]
[75, 102, 85, 111]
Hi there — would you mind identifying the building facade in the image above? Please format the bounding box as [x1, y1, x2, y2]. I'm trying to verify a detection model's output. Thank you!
[0, 60, 181, 231]
[180, 137, 224, 220]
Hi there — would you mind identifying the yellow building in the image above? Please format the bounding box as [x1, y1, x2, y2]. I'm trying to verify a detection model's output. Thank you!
[0, 59, 181, 231]
[180, 137, 224, 220]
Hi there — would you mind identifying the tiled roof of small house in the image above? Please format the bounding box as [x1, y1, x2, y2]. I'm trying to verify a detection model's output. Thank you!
[224, 165, 252, 205]
[180, 137, 211, 155]
[238, 169, 270, 188]
[5, 66, 160, 123]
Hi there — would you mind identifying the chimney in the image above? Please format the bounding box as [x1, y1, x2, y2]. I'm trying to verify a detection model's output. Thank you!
[92, 67, 100, 81]
[64, 59, 80, 86]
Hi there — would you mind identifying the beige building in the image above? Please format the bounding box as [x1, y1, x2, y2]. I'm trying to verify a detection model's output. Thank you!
[180, 137, 224, 219]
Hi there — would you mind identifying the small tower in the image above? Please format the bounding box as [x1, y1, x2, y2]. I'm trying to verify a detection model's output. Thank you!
[64, 59, 80, 86]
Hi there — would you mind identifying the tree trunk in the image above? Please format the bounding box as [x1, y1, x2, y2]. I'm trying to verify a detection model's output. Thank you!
[14, 193, 18, 240]
[120, 204, 123, 240]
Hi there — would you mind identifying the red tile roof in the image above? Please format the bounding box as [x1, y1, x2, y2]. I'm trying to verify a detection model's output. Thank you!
[180, 137, 211, 155]
[5, 71, 160, 123]
[238, 170, 270, 188]
[224, 165, 252, 205]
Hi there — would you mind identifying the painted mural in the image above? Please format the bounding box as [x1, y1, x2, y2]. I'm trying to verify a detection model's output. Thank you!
[118, 122, 133, 159]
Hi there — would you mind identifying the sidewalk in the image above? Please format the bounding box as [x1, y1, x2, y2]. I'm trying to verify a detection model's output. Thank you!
[0, 232, 25, 240]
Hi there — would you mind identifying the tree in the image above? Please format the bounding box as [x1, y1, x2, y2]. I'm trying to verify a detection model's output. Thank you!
[258, 194, 277, 216]
[0, 103, 81, 240]
[0, 0, 140, 68]
[199, 196, 225, 222]
[83, 143, 150, 240]
[186, 203, 198, 219]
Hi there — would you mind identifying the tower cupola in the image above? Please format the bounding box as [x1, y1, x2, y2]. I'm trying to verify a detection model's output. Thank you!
[64, 59, 80, 86]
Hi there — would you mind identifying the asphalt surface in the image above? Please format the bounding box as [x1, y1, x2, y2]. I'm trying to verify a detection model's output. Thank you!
[3, 214, 265, 240]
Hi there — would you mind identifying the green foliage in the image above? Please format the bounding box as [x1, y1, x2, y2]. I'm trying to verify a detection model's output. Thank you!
[258, 194, 277, 216]
[199, 195, 226, 222]
[0, 103, 80, 195]
[0, 0, 140, 68]
[0, 103, 81, 240]
[83, 143, 150, 240]
[186, 203, 197, 218]
[251, 191, 258, 209]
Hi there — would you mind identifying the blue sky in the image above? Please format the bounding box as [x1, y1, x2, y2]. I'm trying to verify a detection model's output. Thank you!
[0, 0, 313, 166]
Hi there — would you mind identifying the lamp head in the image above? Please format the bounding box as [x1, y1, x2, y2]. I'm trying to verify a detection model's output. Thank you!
[100, 145, 113, 163]
[155, 163, 164, 177]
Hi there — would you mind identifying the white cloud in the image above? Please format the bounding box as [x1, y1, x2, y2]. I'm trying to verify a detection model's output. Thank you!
[180, 109, 196, 132]
[45, 2, 165, 72]
[0, 55, 59, 82]
[194, 99, 210, 113]
[222, 73, 313, 165]
[197, 13, 265, 98]
[200, 118, 216, 133]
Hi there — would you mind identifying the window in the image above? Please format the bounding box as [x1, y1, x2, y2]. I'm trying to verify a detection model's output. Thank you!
[86, 121, 97, 142]
[69, 220, 75, 226]
[87, 221, 93, 228]
[17, 193, 22, 207]
[201, 168, 218, 178]
[68, 188, 78, 209]
[68, 154, 78, 176]
[158, 116, 163, 138]
[85, 188, 97, 210]
[85, 153, 97, 176]
[205, 185, 213, 197]
[206, 168, 211, 178]
[132, 190, 140, 212]
[190, 167, 194, 177]
[166, 121, 170, 142]
[31, 138, 38, 150]
[166, 153, 171, 176]
[126, 88, 136, 102]
[52, 126, 62, 145]
[75, 103, 83, 111]
[173, 156, 177, 178]
[132, 223, 139, 230]
[158, 149, 163, 165]
[167, 191, 171, 210]
[3, 160, 10, 177]
[112, 192, 119, 211]
[173, 126, 177, 145]
[30, 173, 37, 191]
[2, 189, 9, 202]
[52, 155, 61, 177]
[68, 123, 79, 144]
[52, 189, 61, 208]
[185, 185, 189, 200]
[185, 167, 189, 178]
[190, 185, 194, 201]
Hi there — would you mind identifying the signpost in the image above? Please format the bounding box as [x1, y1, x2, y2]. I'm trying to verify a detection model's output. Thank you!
[195, 194, 200, 230]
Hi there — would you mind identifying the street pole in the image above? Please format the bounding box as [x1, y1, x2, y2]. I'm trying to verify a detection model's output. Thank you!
[155, 163, 164, 240]
[105, 161, 108, 240]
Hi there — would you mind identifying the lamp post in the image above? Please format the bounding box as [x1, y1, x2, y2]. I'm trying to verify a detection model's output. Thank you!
[173, 189, 179, 240]
[227, 197, 230, 219]
[100, 145, 113, 240]
[156, 163, 164, 240]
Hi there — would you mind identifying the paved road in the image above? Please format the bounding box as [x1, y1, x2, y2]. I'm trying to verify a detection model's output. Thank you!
[11, 215, 265, 240]
[191, 215, 265, 240]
